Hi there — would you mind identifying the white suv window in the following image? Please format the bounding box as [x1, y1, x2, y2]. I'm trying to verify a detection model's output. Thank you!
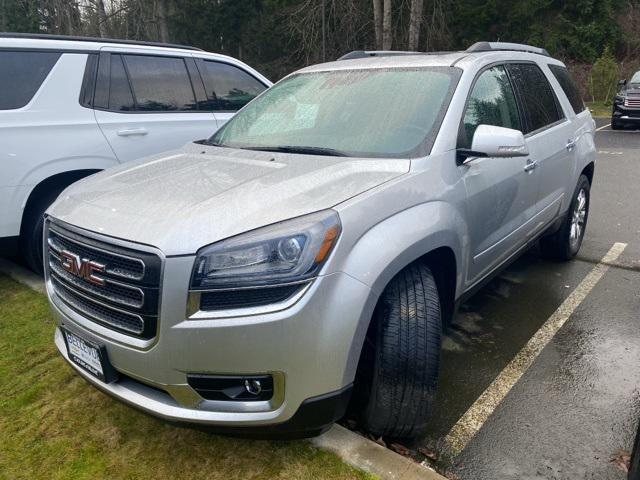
[506, 63, 563, 133]
[460, 65, 520, 148]
[197, 60, 267, 111]
[122, 54, 197, 111]
[0, 51, 61, 110]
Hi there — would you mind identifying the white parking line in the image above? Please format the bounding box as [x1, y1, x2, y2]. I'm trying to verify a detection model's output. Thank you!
[595, 123, 611, 131]
[443, 242, 628, 458]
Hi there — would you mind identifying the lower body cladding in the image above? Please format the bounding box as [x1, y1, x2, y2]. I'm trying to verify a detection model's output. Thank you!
[48, 255, 374, 438]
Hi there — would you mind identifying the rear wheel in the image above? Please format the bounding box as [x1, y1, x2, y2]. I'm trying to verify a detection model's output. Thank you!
[540, 174, 590, 261]
[21, 186, 66, 274]
[356, 262, 442, 438]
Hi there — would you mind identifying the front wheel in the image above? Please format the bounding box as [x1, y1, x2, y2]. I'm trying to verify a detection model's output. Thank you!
[21, 187, 66, 274]
[356, 262, 442, 438]
[540, 174, 590, 261]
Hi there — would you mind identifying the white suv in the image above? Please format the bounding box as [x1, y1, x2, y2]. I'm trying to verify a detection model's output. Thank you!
[0, 33, 271, 272]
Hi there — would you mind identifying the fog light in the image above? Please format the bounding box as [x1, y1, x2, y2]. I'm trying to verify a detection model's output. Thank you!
[187, 374, 273, 401]
[245, 379, 262, 395]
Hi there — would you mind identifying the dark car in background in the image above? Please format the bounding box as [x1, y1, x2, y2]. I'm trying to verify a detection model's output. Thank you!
[612, 71, 640, 129]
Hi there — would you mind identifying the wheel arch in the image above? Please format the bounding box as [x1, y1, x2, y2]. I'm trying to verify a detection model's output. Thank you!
[581, 161, 595, 185]
[338, 201, 467, 385]
[21, 169, 101, 231]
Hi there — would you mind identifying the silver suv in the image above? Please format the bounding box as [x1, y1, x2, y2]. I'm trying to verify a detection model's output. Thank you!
[45, 42, 595, 438]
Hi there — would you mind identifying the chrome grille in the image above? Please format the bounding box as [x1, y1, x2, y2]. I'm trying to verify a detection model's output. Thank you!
[624, 96, 640, 109]
[46, 220, 161, 339]
[51, 275, 145, 334]
[48, 229, 144, 280]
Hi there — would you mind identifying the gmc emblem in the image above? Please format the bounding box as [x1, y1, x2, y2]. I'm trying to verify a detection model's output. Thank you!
[60, 250, 106, 286]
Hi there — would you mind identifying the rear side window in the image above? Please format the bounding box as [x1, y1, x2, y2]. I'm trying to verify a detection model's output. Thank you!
[548, 65, 585, 114]
[123, 55, 197, 111]
[0, 51, 61, 110]
[108, 55, 135, 111]
[506, 63, 563, 134]
[199, 61, 266, 111]
[460, 65, 520, 149]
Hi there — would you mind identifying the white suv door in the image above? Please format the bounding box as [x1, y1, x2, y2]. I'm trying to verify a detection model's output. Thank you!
[93, 50, 216, 163]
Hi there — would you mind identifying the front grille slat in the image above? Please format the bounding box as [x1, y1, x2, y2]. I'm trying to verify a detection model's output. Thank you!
[46, 220, 161, 339]
[51, 275, 145, 335]
[624, 97, 640, 109]
[49, 261, 144, 308]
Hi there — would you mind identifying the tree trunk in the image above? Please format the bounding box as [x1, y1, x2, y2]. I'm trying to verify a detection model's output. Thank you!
[382, 0, 392, 50]
[96, 0, 109, 38]
[372, 0, 383, 49]
[407, 0, 424, 50]
[156, 0, 170, 43]
[0, 0, 6, 32]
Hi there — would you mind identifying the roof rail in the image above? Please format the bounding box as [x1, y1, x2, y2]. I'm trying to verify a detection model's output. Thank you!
[466, 41, 550, 57]
[0, 32, 203, 52]
[338, 50, 422, 61]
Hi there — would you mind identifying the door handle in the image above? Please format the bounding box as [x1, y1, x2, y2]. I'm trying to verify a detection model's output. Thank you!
[117, 128, 148, 137]
[524, 159, 538, 172]
[566, 139, 576, 151]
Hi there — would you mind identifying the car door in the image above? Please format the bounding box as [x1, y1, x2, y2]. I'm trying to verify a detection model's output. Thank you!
[194, 58, 269, 129]
[505, 62, 573, 228]
[93, 51, 217, 164]
[460, 65, 540, 285]
[546, 63, 594, 212]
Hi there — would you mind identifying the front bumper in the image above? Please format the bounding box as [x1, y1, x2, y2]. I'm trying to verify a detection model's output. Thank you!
[612, 103, 640, 121]
[48, 254, 374, 435]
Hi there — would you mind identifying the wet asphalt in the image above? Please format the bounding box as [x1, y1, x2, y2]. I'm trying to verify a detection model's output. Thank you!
[415, 118, 640, 479]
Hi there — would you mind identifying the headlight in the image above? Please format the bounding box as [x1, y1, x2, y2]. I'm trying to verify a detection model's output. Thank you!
[190, 210, 341, 289]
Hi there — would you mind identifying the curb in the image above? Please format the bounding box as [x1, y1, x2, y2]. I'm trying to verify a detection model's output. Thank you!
[312, 426, 447, 479]
[0, 258, 45, 294]
[0, 259, 448, 480]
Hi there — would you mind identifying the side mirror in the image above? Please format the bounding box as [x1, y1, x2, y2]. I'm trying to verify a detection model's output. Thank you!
[619, 79, 627, 87]
[458, 124, 529, 164]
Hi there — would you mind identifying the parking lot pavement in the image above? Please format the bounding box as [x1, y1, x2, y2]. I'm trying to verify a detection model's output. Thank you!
[413, 121, 640, 479]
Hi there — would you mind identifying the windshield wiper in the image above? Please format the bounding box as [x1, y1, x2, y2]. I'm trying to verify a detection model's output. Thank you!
[241, 145, 351, 157]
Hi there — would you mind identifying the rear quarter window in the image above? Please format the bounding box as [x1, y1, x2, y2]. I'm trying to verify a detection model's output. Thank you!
[548, 64, 586, 114]
[0, 51, 61, 110]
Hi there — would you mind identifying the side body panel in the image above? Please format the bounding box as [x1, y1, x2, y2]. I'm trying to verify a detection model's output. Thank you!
[0, 52, 117, 238]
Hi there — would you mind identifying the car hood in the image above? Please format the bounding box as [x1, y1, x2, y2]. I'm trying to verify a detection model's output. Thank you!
[49, 143, 409, 255]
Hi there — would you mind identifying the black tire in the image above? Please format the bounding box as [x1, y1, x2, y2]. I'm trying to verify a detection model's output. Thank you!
[540, 174, 590, 261]
[611, 119, 623, 130]
[357, 262, 442, 438]
[21, 186, 66, 274]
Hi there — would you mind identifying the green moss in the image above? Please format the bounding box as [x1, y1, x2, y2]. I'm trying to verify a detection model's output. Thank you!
[0, 275, 374, 480]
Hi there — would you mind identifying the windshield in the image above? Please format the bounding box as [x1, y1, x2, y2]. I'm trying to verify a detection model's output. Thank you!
[631, 71, 640, 84]
[209, 67, 460, 158]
